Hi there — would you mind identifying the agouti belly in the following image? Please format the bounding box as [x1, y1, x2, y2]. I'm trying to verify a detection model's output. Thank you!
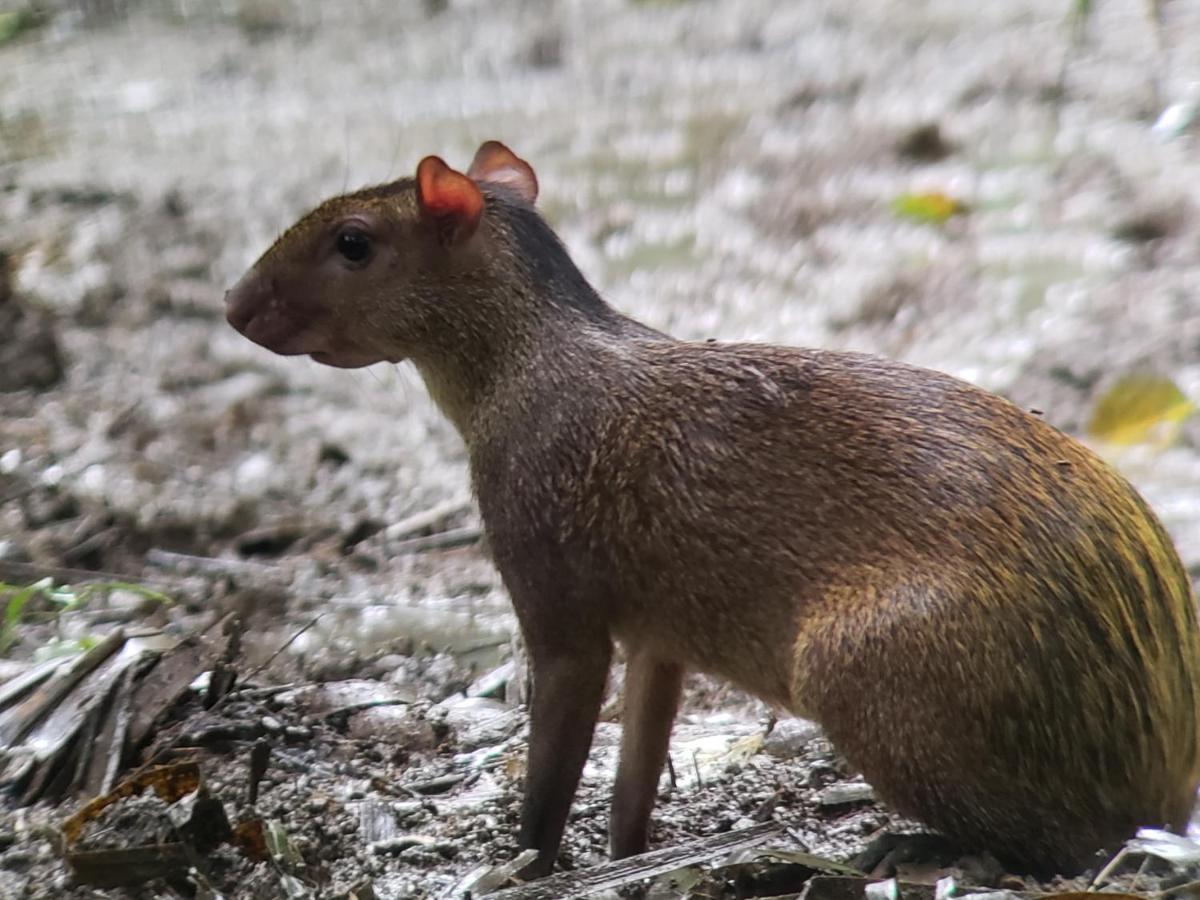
[225, 140, 1200, 879]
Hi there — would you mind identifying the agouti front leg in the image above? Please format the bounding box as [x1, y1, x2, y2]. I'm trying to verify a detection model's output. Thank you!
[610, 651, 684, 858]
[516, 636, 613, 878]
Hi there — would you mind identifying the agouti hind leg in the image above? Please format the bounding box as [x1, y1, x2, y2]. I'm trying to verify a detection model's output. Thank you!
[610, 651, 684, 859]
[517, 638, 612, 878]
[794, 574, 1198, 876]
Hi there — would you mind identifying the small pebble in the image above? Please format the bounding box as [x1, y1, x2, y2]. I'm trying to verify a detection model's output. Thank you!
[817, 781, 876, 808]
[762, 718, 823, 758]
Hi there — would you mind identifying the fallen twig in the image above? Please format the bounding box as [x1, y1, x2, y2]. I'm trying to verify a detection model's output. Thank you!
[145, 548, 277, 577]
[0, 481, 43, 507]
[240, 615, 323, 683]
[483, 822, 786, 900]
[384, 495, 473, 541]
[390, 526, 482, 556]
[0, 628, 125, 746]
[116, 615, 319, 788]
[0, 560, 171, 592]
[404, 772, 468, 795]
[467, 661, 515, 700]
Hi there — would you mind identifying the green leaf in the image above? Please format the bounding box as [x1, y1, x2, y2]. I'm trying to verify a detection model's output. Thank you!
[1087, 375, 1196, 446]
[0, 10, 39, 46]
[0, 577, 172, 657]
[890, 191, 967, 225]
[46, 584, 83, 610]
[90, 581, 173, 605]
[33, 635, 98, 662]
[0, 578, 52, 654]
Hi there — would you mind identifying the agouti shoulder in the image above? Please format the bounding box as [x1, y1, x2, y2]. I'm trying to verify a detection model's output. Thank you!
[226, 141, 1200, 878]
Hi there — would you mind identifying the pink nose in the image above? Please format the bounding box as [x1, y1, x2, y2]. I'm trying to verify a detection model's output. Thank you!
[224, 271, 267, 334]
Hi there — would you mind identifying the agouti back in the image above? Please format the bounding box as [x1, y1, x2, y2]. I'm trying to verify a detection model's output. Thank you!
[225, 141, 1200, 878]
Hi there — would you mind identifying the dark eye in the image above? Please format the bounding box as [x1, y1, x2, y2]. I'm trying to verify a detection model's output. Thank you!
[336, 228, 372, 264]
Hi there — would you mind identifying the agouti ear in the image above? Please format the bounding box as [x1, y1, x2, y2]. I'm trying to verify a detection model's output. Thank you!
[416, 156, 485, 245]
[467, 141, 539, 205]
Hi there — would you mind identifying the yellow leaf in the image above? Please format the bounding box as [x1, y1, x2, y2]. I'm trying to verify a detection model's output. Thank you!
[724, 732, 764, 762]
[1087, 375, 1195, 446]
[890, 191, 967, 224]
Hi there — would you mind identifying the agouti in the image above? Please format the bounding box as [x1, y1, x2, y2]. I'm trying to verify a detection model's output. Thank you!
[225, 141, 1200, 878]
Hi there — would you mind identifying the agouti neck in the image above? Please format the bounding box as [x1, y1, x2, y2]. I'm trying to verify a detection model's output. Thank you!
[409, 291, 577, 441]
[412, 197, 654, 442]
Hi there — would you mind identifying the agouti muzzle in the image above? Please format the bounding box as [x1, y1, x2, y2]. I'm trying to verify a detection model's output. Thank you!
[226, 142, 1200, 878]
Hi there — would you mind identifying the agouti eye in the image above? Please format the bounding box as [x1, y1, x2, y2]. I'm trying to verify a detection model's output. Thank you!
[336, 229, 372, 264]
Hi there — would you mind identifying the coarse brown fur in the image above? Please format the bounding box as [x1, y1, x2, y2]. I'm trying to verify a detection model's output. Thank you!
[226, 142, 1200, 879]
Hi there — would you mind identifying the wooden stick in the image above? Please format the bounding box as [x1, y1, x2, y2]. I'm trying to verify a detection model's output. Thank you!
[0, 560, 168, 590]
[390, 526, 482, 556]
[484, 822, 786, 900]
[144, 548, 277, 577]
[384, 495, 473, 541]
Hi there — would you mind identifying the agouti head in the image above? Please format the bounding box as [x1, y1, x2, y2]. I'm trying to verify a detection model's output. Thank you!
[225, 141, 543, 372]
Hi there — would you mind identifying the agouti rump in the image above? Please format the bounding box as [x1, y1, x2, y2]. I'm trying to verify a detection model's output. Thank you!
[225, 141, 1200, 878]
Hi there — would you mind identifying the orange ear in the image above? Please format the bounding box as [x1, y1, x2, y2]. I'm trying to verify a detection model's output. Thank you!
[416, 156, 485, 245]
[466, 141, 538, 205]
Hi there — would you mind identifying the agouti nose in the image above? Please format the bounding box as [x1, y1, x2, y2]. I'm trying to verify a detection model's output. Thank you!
[224, 272, 264, 333]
